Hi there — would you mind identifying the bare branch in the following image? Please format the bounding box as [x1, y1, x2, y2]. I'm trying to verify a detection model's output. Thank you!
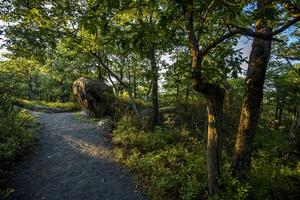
[271, 16, 300, 36]
[284, 56, 300, 60]
[200, 27, 282, 56]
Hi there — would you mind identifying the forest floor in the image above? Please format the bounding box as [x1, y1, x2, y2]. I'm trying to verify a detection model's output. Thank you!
[8, 112, 146, 200]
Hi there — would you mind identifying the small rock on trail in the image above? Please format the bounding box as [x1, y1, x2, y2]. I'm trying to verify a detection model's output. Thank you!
[8, 112, 146, 200]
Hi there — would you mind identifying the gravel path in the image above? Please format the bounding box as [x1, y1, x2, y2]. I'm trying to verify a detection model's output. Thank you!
[9, 112, 146, 200]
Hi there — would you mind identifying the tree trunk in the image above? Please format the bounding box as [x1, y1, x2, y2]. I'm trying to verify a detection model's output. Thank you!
[27, 79, 34, 100]
[149, 47, 159, 125]
[146, 83, 152, 101]
[96, 63, 103, 82]
[185, 83, 190, 102]
[133, 76, 137, 98]
[275, 93, 286, 128]
[233, 0, 273, 176]
[176, 82, 180, 102]
[183, 0, 225, 195]
[278, 92, 287, 127]
[275, 97, 279, 123]
[290, 107, 300, 152]
[206, 93, 224, 195]
[278, 106, 283, 127]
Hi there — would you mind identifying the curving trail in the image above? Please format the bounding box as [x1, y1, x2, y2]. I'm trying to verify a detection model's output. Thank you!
[9, 112, 145, 200]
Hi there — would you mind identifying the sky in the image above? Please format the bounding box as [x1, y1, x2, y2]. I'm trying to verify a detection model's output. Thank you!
[0, 20, 8, 61]
[235, 36, 253, 69]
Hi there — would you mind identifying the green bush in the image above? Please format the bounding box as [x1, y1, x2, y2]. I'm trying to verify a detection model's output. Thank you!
[220, 157, 300, 200]
[0, 96, 37, 198]
[113, 114, 300, 200]
[112, 116, 207, 200]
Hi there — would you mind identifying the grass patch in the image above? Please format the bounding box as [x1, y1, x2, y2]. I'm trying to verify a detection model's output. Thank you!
[15, 99, 80, 112]
[73, 111, 99, 123]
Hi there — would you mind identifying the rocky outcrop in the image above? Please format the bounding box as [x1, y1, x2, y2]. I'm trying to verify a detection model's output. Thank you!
[72, 77, 115, 117]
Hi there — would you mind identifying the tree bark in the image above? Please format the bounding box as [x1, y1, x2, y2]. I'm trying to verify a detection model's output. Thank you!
[185, 83, 190, 102]
[290, 107, 300, 152]
[275, 97, 279, 122]
[133, 76, 137, 98]
[233, 0, 273, 176]
[206, 93, 224, 195]
[149, 46, 159, 125]
[275, 92, 286, 128]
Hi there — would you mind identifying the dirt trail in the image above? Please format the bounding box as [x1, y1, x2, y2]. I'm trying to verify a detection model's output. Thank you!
[9, 112, 146, 200]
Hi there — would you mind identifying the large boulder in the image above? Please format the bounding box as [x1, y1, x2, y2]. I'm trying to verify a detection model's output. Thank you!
[72, 77, 115, 117]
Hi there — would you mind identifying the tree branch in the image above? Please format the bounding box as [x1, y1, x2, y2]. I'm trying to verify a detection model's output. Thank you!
[197, 0, 215, 35]
[271, 16, 300, 36]
[200, 27, 281, 56]
[89, 51, 140, 117]
[284, 56, 300, 61]
[284, 57, 295, 68]
[277, 0, 300, 17]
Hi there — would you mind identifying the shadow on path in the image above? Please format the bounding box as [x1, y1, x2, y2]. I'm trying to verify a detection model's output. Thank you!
[9, 112, 146, 200]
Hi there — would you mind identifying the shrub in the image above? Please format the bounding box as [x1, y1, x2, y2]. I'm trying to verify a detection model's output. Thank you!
[0, 96, 37, 198]
[112, 116, 207, 200]
[220, 157, 300, 200]
[113, 114, 300, 200]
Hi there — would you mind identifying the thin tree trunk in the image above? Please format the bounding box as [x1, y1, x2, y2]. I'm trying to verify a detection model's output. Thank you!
[275, 97, 279, 123]
[176, 83, 180, 102]
[146, 84, 152, 101]
[149, 46, 159, 125]
[233, 0, 273, 176]
[96, 63, 102, 82]
[206, 93, 224, 195]
[133, 76, 137, 98]
[278, 106, 284, 127]
[28, 82, 33, 100]
[185, 83, 190, 102]
[275, 94, 286, 128]
[26, 72, 34, 100]
[290, 107, 300, 151]
[278, 93, 287, 127]
[107, 73, 118, 95]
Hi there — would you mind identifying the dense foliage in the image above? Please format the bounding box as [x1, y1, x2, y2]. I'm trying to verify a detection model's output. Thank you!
[113, 98, 300, 200]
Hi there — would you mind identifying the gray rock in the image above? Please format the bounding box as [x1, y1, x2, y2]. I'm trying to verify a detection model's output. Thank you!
[73, 77, 115, 117]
